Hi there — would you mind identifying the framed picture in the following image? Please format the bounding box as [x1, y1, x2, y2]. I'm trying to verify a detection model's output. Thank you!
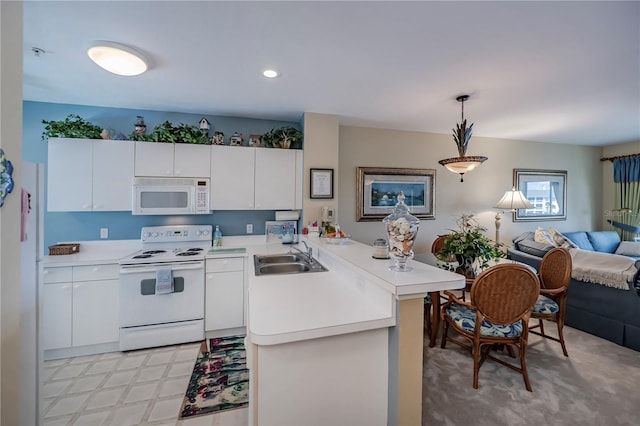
[310, 168, 334, 199]
[513, 169, 567, 221]
[356, 167, 435, 221]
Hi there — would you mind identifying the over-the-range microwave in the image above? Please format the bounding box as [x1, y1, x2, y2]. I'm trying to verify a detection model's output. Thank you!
[132, 177, 210, 215]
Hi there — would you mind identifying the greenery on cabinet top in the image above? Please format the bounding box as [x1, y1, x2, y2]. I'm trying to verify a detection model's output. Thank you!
[41, 114, 303, 148]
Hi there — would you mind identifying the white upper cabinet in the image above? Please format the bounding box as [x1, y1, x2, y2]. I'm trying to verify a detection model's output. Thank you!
[48, 138, 134, 212]
[255, 148, 297, 210]
[135, 142, 211, 177]
[210, 147, 301, 211]
[210, 146, 255, 210]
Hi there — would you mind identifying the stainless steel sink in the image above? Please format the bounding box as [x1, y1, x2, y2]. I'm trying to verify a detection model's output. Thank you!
[255, 254, 304, 264]
[254, 253, 328, 276]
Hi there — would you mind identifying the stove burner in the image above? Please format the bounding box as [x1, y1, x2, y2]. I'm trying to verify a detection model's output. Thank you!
[176, 251, 200, 257]
[186, 248, 203, 252]
[143, 250, 166, 255]
[133, 254, 152, 259]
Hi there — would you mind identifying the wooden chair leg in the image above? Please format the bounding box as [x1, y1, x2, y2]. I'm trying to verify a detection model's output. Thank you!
[424, 303, 432, 338]
[519, 343, 533, 392]
[538, 319, 545, 336]
[440, 319, 449, 349]
[557, 319, 569, 357]
[472, 340, 481, 389]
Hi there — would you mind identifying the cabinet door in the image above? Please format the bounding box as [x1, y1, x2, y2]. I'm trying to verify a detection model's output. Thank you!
[72, 280, 119, 346]
[174, 144, 211, 177]
[205, 270, 244, 330]
[92, 140, 135, 211]
[43, 283, 72, 350]
[135, 141, 174, 177]
[295, 150, 304, 210]
[254, 149, 296, 210]
[210, 146, 255, 210]
[47, 138, 93, 211]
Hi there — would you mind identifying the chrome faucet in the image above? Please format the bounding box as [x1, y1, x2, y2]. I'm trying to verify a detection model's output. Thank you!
[291, 241, 313, 261]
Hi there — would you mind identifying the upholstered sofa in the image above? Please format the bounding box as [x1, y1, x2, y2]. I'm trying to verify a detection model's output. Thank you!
[507, 230, 640, 351]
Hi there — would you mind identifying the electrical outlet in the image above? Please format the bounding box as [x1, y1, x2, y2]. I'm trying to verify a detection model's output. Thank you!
[100, 228, 108, 239]
[246, 224, 253, 234]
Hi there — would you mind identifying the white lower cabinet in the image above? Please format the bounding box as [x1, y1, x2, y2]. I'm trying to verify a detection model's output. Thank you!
[42, 264, 119, 351]
[205, 257, 245, 331]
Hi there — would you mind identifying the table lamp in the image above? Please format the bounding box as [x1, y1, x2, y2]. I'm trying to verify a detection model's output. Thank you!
[494, 187, 533, 244]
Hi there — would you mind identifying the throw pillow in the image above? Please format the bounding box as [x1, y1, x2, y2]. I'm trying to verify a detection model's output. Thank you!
[615, 241, 640, 257]
[587, 231, 621, 253]
[534, 227, 554, 246]
[549, 228, 578, 249]
[563, 231, 594, 251]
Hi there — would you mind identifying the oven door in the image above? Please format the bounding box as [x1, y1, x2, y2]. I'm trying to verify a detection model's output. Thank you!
[119, 261, 204, 327]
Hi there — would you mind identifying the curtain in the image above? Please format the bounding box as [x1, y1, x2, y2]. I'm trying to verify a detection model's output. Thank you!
[613, 157, 640, 241]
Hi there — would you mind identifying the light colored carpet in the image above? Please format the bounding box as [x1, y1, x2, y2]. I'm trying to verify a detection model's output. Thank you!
[423, 324, 640, 425]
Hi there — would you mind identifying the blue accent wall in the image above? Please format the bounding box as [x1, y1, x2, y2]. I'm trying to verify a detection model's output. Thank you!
[23, 101, 302, 248]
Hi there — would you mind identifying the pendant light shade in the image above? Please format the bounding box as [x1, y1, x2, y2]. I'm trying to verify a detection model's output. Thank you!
[439, 95, 487, 182]
[87, 41, 148, 76]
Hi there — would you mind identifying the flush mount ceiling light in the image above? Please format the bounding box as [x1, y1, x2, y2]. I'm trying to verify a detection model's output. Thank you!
[438, 94, 487, 182]
[87, 41, 148, 76]
[262, 69, 278, 78]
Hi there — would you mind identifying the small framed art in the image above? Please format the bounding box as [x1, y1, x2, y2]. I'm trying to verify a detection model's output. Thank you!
[310, 168, 334, 199]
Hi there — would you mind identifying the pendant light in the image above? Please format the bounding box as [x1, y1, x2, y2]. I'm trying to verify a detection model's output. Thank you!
[438, 95, 487, 182]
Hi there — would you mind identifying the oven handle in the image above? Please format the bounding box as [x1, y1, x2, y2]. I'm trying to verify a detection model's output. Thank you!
[119, 262, 204, 275]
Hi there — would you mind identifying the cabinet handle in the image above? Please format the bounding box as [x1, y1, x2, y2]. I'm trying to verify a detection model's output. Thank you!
[92, 267, 99, 272]
[43, 270, 49, 275]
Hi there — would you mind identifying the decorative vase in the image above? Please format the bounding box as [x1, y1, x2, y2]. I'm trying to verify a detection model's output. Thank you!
[383, 192, 420, 272]
[455, 255, 477, 279]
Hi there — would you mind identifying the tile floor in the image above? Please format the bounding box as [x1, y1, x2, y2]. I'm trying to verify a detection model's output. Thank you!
[41, 343, 248, 426]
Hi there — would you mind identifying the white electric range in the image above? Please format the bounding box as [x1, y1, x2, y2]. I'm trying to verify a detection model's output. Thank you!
[119, 225, 212, 351]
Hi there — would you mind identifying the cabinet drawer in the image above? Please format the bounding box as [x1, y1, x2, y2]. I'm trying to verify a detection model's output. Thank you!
[42, 267, 72, 284]
[206, 257, 244, 272]
[73, 264, 120, 281]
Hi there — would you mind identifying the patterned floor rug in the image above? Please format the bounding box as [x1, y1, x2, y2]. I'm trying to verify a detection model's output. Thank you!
[179, 335, 249, 419]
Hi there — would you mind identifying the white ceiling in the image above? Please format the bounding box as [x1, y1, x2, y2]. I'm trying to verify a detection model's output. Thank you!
[23, 1, 640, 147]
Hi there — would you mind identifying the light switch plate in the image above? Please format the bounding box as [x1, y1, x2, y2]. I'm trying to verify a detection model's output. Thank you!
[246, 224, 253, 234]
[100, 228, 108, 239]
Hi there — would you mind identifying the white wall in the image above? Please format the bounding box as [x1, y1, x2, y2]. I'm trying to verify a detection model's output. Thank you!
[0, 1, 23, 424]
[338, 125, 602, 253]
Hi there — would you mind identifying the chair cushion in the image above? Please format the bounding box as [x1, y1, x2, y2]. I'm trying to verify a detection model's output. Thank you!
[445, 302, 523, 337]
[533, 295, 559, 315]
[587, 231, 621, 253]
[564, 231, 594, 251]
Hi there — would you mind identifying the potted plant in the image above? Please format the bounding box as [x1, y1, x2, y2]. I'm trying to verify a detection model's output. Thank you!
[435, 214, 504, 279]
[262, 126, 303, 149]
[130, 121, 210, 144]
[41, 114, 103, 140]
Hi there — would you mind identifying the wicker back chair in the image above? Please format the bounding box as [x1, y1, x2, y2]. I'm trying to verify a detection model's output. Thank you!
[440, 263, 540, 391]
[529, 247, 572, 356]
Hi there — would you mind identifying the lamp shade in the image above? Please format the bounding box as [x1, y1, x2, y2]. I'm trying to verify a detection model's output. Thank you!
[87, 41, 148, 76]
[439, 156, 488, 174]
[494, 187, 534, 211]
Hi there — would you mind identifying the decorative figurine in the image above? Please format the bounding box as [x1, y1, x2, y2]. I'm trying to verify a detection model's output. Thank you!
[134, 116, 147, 136]
[212, 131, 224, 145]
[199, 118, 210, 136]
[230, 132, 244, 146]
[248, 134, 262, 147]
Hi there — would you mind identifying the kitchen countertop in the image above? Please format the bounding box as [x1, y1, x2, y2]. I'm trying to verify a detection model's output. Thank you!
[40, 240, 141, 267]
[213, 235, 464, 346]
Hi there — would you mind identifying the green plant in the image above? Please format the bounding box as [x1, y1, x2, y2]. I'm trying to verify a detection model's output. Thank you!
[41, 114, 103, 140]
[262, 126, 303, 149]
[436, 214, 504, 278]
[133, 121, 210, 144]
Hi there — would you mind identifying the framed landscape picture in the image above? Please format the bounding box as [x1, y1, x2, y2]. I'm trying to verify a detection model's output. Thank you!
[356, 167, 436, 221]
[513, 169, 567, 221]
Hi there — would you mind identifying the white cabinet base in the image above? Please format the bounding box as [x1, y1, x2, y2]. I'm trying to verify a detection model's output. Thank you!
[250, 328, 388, 426]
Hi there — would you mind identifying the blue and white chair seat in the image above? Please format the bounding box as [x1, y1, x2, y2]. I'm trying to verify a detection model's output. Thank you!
[532, 295, 559, 315]
[445, 302, 523, 338]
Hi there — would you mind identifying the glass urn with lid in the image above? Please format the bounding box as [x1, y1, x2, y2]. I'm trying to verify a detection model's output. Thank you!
[382, 191, 420, 272]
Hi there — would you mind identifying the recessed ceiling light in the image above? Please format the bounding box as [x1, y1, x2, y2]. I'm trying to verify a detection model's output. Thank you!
[263, 69, 278, 78]
[87, 41, 148, 76]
